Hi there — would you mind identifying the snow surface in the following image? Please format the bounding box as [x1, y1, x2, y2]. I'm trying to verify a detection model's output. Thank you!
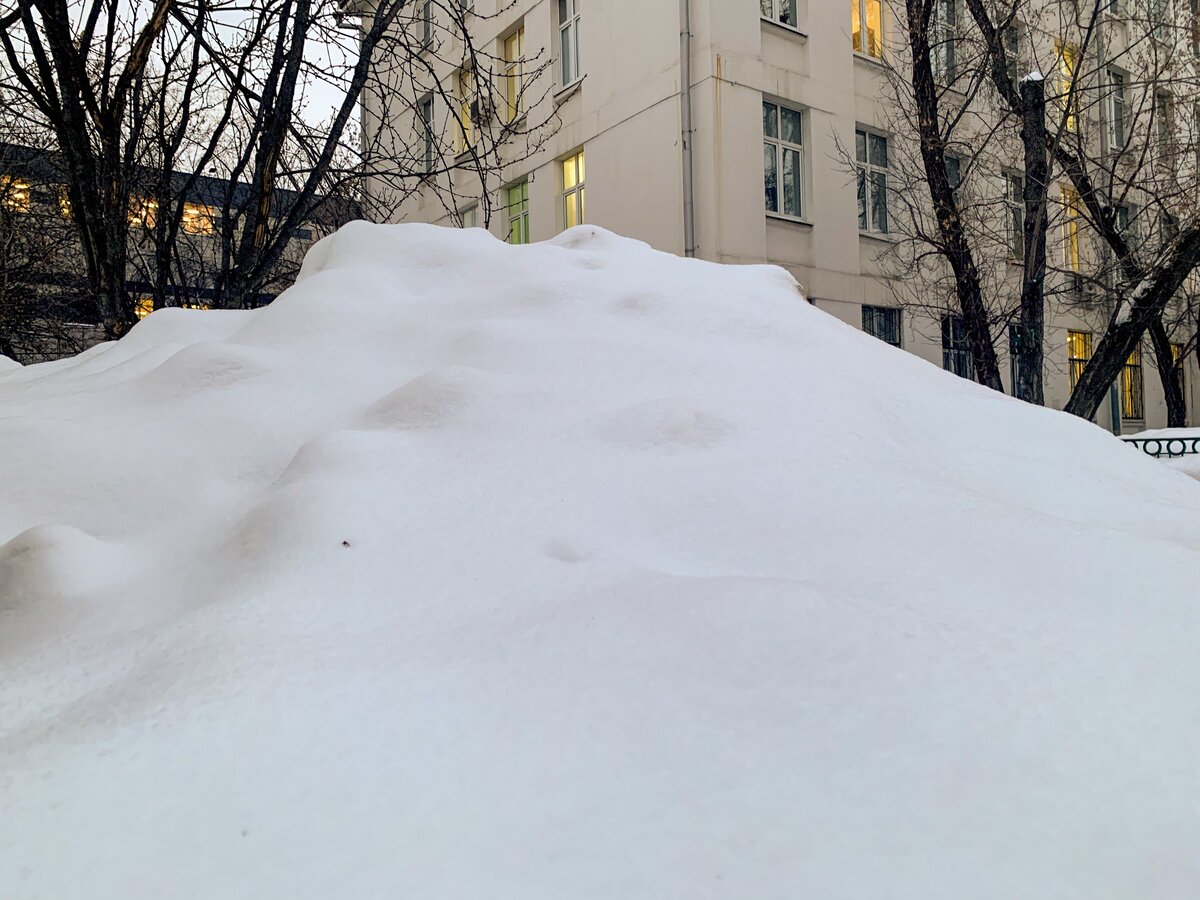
[1128, 428, 1200, 480]
[0, 354, 19, 372]
[3, 224, 1200, 898]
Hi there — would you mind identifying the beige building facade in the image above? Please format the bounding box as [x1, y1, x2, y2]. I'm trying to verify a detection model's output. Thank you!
[364, 0, 1199, 433]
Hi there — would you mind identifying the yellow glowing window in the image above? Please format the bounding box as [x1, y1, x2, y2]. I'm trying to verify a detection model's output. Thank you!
[1061, 186, 1081, 271]
[503, 27, 525, 123]
[1122, 344, 1144, 419]
[182, 302, 210, 311]
[1056, 40, 1079, 132]
[134, 296, 154, 319]
[0, 177, 31, 213]
[852, 0, 883, 59]
[129, 197, 158, 228]
[562, 150, 585, 229]
[1067, 330, 1092, 389]
[181, 202, 216, 234]
[57, 186, 73, 219]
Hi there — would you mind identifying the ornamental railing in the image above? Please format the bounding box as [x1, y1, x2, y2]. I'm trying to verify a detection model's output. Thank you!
[1122, 436, 1200, 458]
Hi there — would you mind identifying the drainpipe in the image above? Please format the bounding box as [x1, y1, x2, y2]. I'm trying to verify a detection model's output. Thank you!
[680, 0, 696, 257]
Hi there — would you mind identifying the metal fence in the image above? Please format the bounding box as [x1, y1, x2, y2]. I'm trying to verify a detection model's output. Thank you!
[1121, 436, 1200, 458]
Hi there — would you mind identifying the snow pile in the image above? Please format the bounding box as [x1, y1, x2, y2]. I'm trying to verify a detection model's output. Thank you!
[3, 224, 1200, 898]
[0, 353, 19, 371]
[1130, 427, 1200, 480]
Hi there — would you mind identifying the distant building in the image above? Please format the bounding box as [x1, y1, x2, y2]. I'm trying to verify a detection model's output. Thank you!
[363, 0, 1200, 433]
[0, 142, 347, 362]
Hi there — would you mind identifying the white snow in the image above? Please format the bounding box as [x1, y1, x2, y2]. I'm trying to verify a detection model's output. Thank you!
[1129, 428, 1200, 480]
[3, 223, 1200, 898]
[0, 353, 19, 371]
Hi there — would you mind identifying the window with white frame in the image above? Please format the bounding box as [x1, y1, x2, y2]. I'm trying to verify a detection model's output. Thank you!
[942, 314, 973, 379]
[559, 0, 581, 87]
[760, 0, 797, 28]
[418, 94, 435, 173]
[1105, 68, 1127, 150]
[1001, 22, 1021, 85]
[460, 205, 479, 228]
[931, 0, 957, 83]
[503, 26, 526, 123]
[456, 69, 476, 153]
[763, 100, 804, 219]
[507, 181, 530, 244]
[1004, 171, 1024, 259]
[855, 128, 889, 234]
[420, 0, 433, 47]
[852, 0, 883, 59]
[562, 150, 585, 228]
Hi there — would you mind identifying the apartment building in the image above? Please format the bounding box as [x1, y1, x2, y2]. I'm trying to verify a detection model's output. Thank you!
[363, 0, 1200, 432]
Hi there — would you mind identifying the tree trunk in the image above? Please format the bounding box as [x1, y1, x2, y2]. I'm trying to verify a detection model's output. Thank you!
[1148, 316, 1187, 427]
[905, 0, 1005, 393]
[1015, 76, 1048, 405]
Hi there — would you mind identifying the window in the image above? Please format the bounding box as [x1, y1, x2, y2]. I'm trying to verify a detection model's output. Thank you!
[1067, 330, 1092, 390]
[562, 150, 585, 228]
[1061, 186, 1081, 271]
[862, 305, 901, 346]
[1105, 69, 1126, 150]
[1122, 344, 1144, 419]
[1172, 342, 1187, 413]
[129, 196, 158, 229]
[460, 0, 473, 10]
[851, 0, 883, 59]
[181, 202, 215, 235]
[503, 27, 526, 123]
[931, 0, 957, 83]
[761, 0, 797, 28]
[420, 0, 433, 47]
[134, 296, 154, 319]
[1055, 40, 1079, 132]
[855, 129, 889, 234]
[1009, 323, 1032, 392]
[456, 69, 476, 153]
[763, 100, 804, 219]
[942, 314, 973, 379]
[1151, 0, 1168, 39]
[1002, 23, 1021, 85]
[0, 176, 31, 213]
[507, 181, 530, 243]
[419, 94, 435, 174]
[1156, 90, 1173, 153]
[1192, 0, 1200, 56]
[295, 228, 313, 241]
[944, 154, 962, 203]
[1162, 211, 1178, 243]
[1004, 172, 1024, 259]
[460, 205, 479, 228]
[57, 185, 72, 219]
[559, 0, 581, 86]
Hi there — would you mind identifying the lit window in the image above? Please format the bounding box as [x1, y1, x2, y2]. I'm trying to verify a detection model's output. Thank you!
[503, 26, 526, 122]
[1055, 41, 1079, 132]
[57, 186, 73, 220]
[760, 0, 797, 28]
[1061, 186, 1081, 271]
[0, 177, 31, 213]
[1067, 330, 1092, 390]
[559, 0, 581, 86]
[1122, 344, 1144, 419]
[129, 197, 158, 229]
[1172, 343, 1187, 414]
[134, 296, 154, 319]
[862, 305, 901, 347]
[851, 0, 883, 59]
[941, 313, 973, 379]
[562, 150, 585, 228]
[456, 69, 476, 153]
[507, 181, 530, 243]
[181, 202, 216, 234]
[1004, 172, 1024, 260]
[763, 100, 804, 219]
[855, 128, 889, 234]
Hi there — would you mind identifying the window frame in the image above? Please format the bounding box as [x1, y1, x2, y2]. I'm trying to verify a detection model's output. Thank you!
[418, 94, 435, 175]
[855, 127, 890, 235]
[763, 99, 806, 221]
[941, 313, 974, 380]
[506, 180, 530, 244]
[1122, 343, 1145, 420]
[558, 0, 582, 88]
[1105, 67, 1127, 152]
[1067, 330, 1093, 390]
[931, 0, 958, 84]
[760, 0, 799, 30]
[851, 0, 884, 60]
[561, 149, 585, 229]
[1003, 171, 1025, 261]
[502, 25, 526, 123]
[1061, 185, 1081, 272]
[862, 305, 902, 347]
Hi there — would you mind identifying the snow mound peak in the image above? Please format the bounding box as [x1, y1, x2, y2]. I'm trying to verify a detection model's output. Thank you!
[2, 223, 1200, 898]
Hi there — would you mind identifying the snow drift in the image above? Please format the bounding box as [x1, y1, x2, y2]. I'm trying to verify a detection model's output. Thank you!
[3, 223, 1200, 898]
